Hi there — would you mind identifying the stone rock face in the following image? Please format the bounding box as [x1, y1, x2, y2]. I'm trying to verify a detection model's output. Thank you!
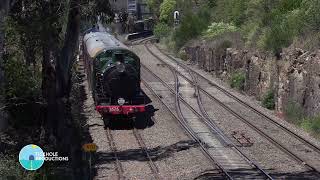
[183, 40, 320, 117]
[278, 49, 320, 116]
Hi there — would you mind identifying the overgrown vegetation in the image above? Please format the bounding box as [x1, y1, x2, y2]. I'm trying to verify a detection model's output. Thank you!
[153, 23, 171, 39]
[202, 22, 238, 39]
[301, 116, 320, 138]
[0, 0, 113, 179]
[173, 5, 211, 49]
[153, 0, 320, 53]
[159, 0, 176, 24]
[230, 71, 245, 91]
[284, 100, 320, 138]
[262, 90, 275, 110]
[284, 100, 305, 124]
[0, 154, 40, 180]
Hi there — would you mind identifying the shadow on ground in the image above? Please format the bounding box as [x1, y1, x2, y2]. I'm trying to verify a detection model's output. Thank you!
[96, 140, 198, 163]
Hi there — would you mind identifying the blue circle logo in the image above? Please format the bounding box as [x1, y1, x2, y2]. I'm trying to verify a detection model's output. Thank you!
[19, 144, 44, 170]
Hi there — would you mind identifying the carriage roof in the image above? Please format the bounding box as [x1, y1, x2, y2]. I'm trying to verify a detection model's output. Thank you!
[83, 31, 129, 58]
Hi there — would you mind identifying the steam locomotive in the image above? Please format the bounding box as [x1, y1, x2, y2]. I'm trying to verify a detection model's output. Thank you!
[82, 29, 151, 126]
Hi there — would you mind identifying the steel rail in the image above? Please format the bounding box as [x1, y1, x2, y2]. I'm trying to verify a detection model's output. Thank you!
[188, 70, 274, 180]
[142, 46, 274, 179]
[105, 128, 125, 180]
[141, 78, 232, 179]
[132, 128, 162, 180]
[149, 43, 320, 173]
[153, 43, 320, 156]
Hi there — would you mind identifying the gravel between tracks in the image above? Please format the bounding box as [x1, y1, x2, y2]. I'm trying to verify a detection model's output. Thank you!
[154, 44, 320, 149]
[149, 43, 320, 179]
[81, 44, 217, 179]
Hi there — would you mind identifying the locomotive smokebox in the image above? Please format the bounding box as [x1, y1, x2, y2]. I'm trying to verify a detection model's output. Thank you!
[102, 64, 140, 98]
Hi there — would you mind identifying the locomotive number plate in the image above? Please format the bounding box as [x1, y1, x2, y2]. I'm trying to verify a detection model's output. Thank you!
[109, 106, 120, 112]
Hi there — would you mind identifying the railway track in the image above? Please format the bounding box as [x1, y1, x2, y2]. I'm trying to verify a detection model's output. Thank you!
[141, 77, 231, 179]
[141, 61, 274, 179]
[145, 42, 320, 175]
[105, 128, 125, 180]
[105, 126, 162, 179]
[132, 128, 162, 180]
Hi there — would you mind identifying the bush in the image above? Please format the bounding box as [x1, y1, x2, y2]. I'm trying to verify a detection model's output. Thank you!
[230, 71, 245, 90]
[284, 100, 305, 124]
[262, 90, 275, 110]
[202, 22, 238, 39]
[173, 7, 211, 49]
[159, 0, 176, 24]
[4, 57, 42, 127]
[300, 115, 320, 138]
[0, 154, 40, 180]
[178, 49, 188, 61]
[153, 23, 171, 39]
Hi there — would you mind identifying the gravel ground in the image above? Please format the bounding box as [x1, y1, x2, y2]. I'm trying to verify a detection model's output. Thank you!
[133, 45, 176, 90]
[138, 45, 273, 179]
[139, 67, 219, 179]
[150, 43, 320, 179]
[155, 44, 320, 150]
[200, 91, 306, 174]
[79, 43, 218, 179]
[111, 130, 153, 179]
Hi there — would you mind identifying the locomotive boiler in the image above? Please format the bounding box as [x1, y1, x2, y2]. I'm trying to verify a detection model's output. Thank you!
[82, 30, 150, 125]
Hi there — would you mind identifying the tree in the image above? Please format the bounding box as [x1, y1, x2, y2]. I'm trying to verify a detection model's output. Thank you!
[159, 0, 176, 24]
[2, 0, 113, 137]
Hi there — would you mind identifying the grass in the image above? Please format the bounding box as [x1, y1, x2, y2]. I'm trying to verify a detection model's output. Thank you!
[301, 116, 320, 138]
[230, 71, 245, 91]
[262, 90, 275, 110]
[284, 101, 320, 138]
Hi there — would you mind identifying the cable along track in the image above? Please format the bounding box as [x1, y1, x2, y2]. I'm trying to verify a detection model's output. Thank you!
[141, 59, 274, 179]
[147, 42, 320, 174]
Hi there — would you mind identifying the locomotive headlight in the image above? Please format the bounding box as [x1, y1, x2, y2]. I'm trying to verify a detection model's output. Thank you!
[116, 62, 125, 73]
[117, 98, 125, 105]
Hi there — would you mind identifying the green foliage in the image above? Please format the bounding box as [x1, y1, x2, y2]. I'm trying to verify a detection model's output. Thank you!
[202, 22, 238, 38]
[151, 0, 320, 52]
[159, 0, 176, 24]
[0, 154, 40, 180]
[301, 116, 320, 137]
[154, 23, 171, 38]
[230, 71, 245, 90]
[284, 100, 305, 124]
[262, 90, 275, 110]
[285, 101, 320, 137]
[4, 59, 40, 99]
[207, 0, 217, 8]
[173, 7, 211, 49]
[3, 57, 42, 127]
[302, 0, 320, 30]
[147, 0, 163, 17]
[229, 0, 248, 26]
[178, 49, 187, 61]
